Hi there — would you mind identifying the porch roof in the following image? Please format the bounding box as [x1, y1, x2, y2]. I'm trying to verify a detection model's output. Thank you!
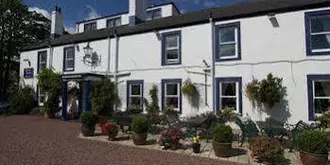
[61, 72, 105, 82]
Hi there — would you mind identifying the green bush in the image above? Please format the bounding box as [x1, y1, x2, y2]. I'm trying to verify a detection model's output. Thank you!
[131, 115, 150, 133]
[145, 85, 161, 124]
[249, 136, 284, 164]
[9, 86, 36, 114]
[90, 79, 117, 117]
[212, 124, 233, 143]
[80, 112, 98, 129]
[296, 130, 330, 155]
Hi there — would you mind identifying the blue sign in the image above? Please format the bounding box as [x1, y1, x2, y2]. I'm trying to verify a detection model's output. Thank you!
[24, 68, 34, 79]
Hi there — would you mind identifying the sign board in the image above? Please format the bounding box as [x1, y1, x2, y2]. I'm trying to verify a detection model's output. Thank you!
[24, 68, 34, 79]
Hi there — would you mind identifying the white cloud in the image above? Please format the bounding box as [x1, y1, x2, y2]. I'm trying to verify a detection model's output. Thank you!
[193, 0, 201, 5]
[28, 7, 51, 19]
[65, 26, 76, 34]
[85, 5, 100, 20]
[203, 0, 217, 7]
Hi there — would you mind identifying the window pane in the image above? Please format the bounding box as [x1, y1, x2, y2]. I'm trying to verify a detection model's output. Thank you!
[315, 81, 330, 97]
[166, 50, 179, 61]
[130, 97, 142, 106]
[107, 20, 114, 28]
[146, 11, 152, 20]
[66, 60, 74, 69]
[40, 54, 47, 62]
[311, 34, 330, 50]
[40, 64, 46, 71]
[219, 27, 235, 43]
[221, 82, 236, 96]
[166, 84, 178, 95]
[115, 18, 121, 26]
[166, 97, 179, 108]
[221, 98, 237, 110]
[66, 49, 74, 59]
[220, 44, 236, 57]
[131, 84, 141, 95]
[153, 10, 161, 19]
[314, 99, 330, 113]
[166, 36, 178, 48]
[311, 15, 330, 33]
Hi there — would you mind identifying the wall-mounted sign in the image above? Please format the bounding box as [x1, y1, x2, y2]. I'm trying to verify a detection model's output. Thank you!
[24, 68, 34, 79]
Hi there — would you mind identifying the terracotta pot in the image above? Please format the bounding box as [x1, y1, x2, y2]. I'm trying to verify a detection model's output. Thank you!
[212, 141, 232, 157]
[132, 132, 147, 145]
[300, 151, 328, 165]
[81, 124, 95, 137]
[192, 143, 201, 153]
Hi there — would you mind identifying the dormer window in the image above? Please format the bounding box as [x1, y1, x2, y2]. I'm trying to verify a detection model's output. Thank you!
[107, 17, 122, 28]
[147, 9, 162, 20]
[84, 22, 97, 32]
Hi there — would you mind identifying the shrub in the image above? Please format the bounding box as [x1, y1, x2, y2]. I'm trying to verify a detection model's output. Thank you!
[217, 107, 236, 122]
[145, 85, 161, 124]
[102, 121, 119, 136]
[315, 114, 330, 129]
[212, 124, 233, 143]
[80, 112, 98, 129]
[131, 115, 150, 133]
[9, 86, 36, 114]
[90, 79, 117, 117]
[249, 136, 284, 164]
[296, 130, 330, 155]
[157, 126, 183, 149]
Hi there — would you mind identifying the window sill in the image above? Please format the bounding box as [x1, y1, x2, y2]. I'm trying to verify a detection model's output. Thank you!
[161, 62, 181, 66]
[215, 57, 241, 62]
[307, 51, 330, 56]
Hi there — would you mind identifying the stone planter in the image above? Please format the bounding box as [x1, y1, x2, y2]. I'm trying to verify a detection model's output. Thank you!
[300, 151, 328, 165]
[132, 132, 147, 145]
[81, 124, 95, 137]
[212, 141, 232, 157]
[192, 143, 201, 153]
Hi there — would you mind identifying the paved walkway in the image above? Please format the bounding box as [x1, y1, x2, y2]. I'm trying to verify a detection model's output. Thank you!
[0, 116, 239, 165]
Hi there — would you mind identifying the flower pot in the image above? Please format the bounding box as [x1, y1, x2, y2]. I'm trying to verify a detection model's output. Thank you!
[300, 151, 328, 165]
[212, 141, 232, 157]
[108, 132, 117, 141]
[192, 143, 201, 153]
[132, 132, 147, 145]
[81, 124, 95, 137]
[170, 142, 180, 150]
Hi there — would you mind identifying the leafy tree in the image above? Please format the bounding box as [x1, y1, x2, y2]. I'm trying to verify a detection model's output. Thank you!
[0, 0, 50, 101]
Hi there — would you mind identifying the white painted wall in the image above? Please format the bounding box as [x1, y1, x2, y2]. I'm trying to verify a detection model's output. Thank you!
[20, 6, 330, 124]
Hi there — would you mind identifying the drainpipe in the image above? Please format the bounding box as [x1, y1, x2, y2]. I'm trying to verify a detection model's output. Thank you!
[209, 13, 216, 113]
[114, 30, 119, 110]
[106, 36, 111, 76]
[48, 41, 53, 69]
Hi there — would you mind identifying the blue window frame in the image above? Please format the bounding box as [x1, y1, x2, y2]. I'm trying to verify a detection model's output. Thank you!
[127, 80, 144, 109]
[147, 8, 162, 20]
[37, 50, 47, 73]
[307, 74, 330, 121]
[161, 79, 182, 113]
[216, 77, 242, 115]
[63, 46, 75, 72]
[161, 31, 182, 66]
[215, 22, 241, 62]
[305, 10, 330, 56]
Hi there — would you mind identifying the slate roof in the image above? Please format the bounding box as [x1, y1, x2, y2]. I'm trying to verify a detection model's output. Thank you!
[22, 0, 330, 51]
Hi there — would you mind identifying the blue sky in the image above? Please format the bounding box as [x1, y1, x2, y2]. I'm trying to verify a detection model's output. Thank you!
[23, 0, 249, 33]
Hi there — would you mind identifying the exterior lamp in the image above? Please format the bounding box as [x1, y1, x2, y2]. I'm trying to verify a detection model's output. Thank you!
[83, 42, 93, 56]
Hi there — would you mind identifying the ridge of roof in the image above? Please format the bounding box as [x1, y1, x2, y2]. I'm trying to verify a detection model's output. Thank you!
[22, 0, 330, 52]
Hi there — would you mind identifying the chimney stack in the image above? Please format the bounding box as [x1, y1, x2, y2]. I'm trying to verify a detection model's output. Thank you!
[128, 0, 147, 26]
[51, 6, 64, 39]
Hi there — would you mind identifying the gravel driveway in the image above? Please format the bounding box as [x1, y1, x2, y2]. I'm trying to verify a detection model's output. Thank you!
[0, 115, 240, 165]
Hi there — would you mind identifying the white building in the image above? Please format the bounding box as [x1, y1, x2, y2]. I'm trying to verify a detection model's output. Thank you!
[20, 0, 330, 123]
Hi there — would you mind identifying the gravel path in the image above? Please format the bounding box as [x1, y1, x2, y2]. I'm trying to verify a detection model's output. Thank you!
[0, 115, 240, 165]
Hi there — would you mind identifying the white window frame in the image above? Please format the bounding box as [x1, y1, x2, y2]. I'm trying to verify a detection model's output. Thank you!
[84, 22, 97, 31]
[128, 84, 143, 107]
[107, 17, 121, 28]
[64, 47, 74, 71]
[38, 51, 47, 73]
[218, 27, 239, 59]
[219, 81, 239, 112]
[164, 82, 180, 111]
[38, 88, 46, 106]
[310, 15, 330, 53]
[165, 35, 180, 64]
[312, 80, 330, 116]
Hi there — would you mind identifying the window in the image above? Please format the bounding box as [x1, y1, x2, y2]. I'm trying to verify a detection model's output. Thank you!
[38, 86, 46, 106]
[305, 10, 330, 56]
[307, 75, 330, 120]
[84, 22, 97, 32]
[63, 47, 75, 72]
[37, 51, 47, 73]
[127, 80, 144, 108]
[147, 9, 162, 20]
[162, 79, 182, 113]
[161, 31, 181, 65]
[107, 17, 121, 28]
[216, 22, 241, 61]
[216, 77, 242, 114]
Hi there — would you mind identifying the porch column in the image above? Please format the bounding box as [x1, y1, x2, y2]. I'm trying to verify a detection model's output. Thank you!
[61, 81, 68, 121]
[83, 81, 90, 112]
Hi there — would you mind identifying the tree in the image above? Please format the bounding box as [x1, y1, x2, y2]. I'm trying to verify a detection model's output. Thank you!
[0, 0, 50, 101]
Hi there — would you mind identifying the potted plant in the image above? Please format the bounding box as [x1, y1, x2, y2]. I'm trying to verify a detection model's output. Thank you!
[102, 121, 119, 141]
[296, 130, 330, 165]
[157, 126, 183, 150]
[212, 124, 233, 157]
[192, 135, 201, 153]
[249, 136, 284, 164]
[131, 115, 150, 145]
[80, 112, 98, 137]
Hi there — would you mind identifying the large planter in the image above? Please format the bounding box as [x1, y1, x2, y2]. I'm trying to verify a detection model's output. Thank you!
[300, 151, 328, 165]
[132, 132, 147, 145]
[212, 141, 232, 157]
[192, 143, 201, 153]
[81, 124, 95, 137]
